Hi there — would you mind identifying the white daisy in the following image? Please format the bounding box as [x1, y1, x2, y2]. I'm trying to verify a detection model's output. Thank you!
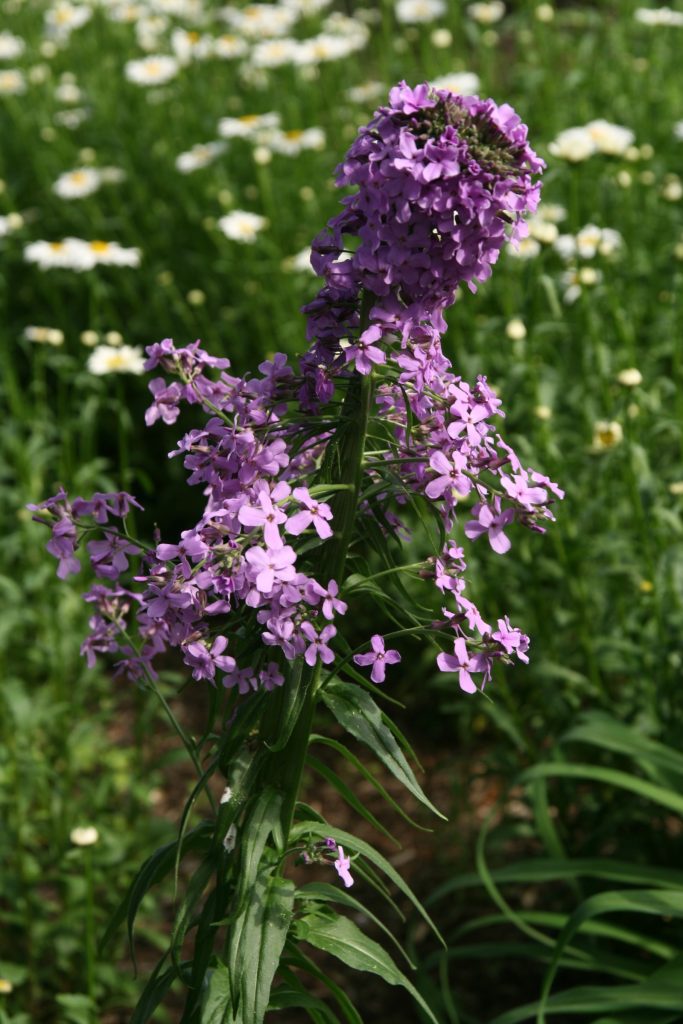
[0, 69, 26, 95]
[23, 325, 65, 346]
[548, 126, 596, 162]
[466, 1, 505, 24]
[87, 344, 145, 375]
[24, 238, 96, 271]
[585, 119, 635, 156]
[430, 71, 480, 95]
[265, 126, 325, 155]
[0, 31, 25, 60]
[125, 55, 179, 86]
[217, 112, 280, 139]
[213, 34, 249, 59]
[220, 3, 298, 38]
[45, 2, 92, 39]
[217, 210, 267, 243]
[396, 0, 446, 24]
[86, 240, 141, 266]
[53, 167, 101, 199]
[635, 6, 683, 26]
[175, 141, 227, 173]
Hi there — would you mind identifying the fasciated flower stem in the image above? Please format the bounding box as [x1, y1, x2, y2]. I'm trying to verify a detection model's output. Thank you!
[258, 296, 375, 844]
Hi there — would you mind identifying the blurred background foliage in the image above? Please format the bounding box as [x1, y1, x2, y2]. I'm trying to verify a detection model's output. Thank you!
[1, 0, 683, 1020]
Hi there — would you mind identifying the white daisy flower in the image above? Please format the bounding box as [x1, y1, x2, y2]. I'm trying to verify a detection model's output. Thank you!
[23, 326, 65, 346]
[0, 212, 23, 236]
[585, 119, 635, 156]
[53, 167, 101, 199]
[217, 210, 267, 243]
[0, 31, 25, 60]
[45, 1, 92, 39]
[430, 71, 480, 95]
[55, 81, 83, 103]
[175, 141, 227, 173]
[220, 3, 298, 39]
[250, 37, 301, 67]
[125, 55, 179, 86]
[674, 120, 683, 141]
[635, 6, 683, 26]
[24, 237, 96, 271]
[87, 344, 145, 375]
[0, 69, 26, 95]
[265, 126, 325, 155]
[396, 0, 446, 23]
[548, 126, 596, 162]
[217, 112, 280, 139]
[507, 236, 541, 260]
[345, 80, 385, 104]
[213, 33, 249, 59]
[171, 28, 213, 63]
[466, 1, 506, 24]
[86, 240, 141, 266]
[70, 825, 100, 846]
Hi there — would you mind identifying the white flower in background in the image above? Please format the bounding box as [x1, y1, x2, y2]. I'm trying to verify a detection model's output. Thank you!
[635, 6, 683, 26]
[217, 210, 267, 243]
[322, 12, 369, 45]
[86, 240, 141, 266]
[430, 71, 481, 95]
[0, 69, 26, 95]
[526, 215, 558, 244]
[125, 55, 179, 86]
[265, 126, 325, 155]
[662, 174, 683, 201]
[585, 119, 635, 156]
[45, 1, 92, 39]
[0, 212, 23, 236]
[87, 344, 145, 375]
[507, 236, 541, 259]
[283, 246, 314, 273]
[0, 31, 25, 60]
[23, 325, 65, 346]
[560, 265, 602, 303]
[535, 3, 554, 21]
[616, 367, 643, 387]
[69, 825, 100, 846]
[217, 111, 280, 139]
[251, 37, 301, 67]
[25, 237, 95, 271]
[467, 1, 505, 24]
[55, 80, 83, 103]
[591, 420, 623, 452]
[548, 126, 596, 162]
[135, 14, 169, 50]
[282, 0, 333, 15]
[175, 141, 227, 173]
[213, 33, 249, 59]
[171, 28, 213, 63]
[505, 318, 527, 341]
[346, 80, 385, 104]
[53, 167, 100, 199]
[396, 0, 446, 24]
[54, 107, 90, 129]
[152, 0, 204, 18]
[220, 3, 298, 38]
[107, 2, 147, 23]
[536, 203, 567, 224]
[0, 980, 13, 995]
[80, 329, 99, 346]
[293, 33, 361, 64]
[674, 120, 683, 141]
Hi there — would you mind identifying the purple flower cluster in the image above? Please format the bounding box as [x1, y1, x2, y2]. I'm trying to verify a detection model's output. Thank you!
[31, 83, 561, 698]
[301, 81, 544, 404]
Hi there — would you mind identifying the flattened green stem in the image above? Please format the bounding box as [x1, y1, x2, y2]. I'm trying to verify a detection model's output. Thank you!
[259, 292, 376, 841]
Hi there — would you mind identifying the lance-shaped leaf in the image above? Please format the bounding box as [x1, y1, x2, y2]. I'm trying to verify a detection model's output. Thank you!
[294, 911, 440, 1024]
[322, 679, 445, 819]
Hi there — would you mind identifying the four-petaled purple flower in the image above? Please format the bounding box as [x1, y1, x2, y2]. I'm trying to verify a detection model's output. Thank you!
[238, 483, 289, 548]
[245, 544, 297, 594]
[287, 487, 334, 540]
[353, 634, 401, 684]
[464, 499, 515, 554]
[436, 637, 491, 694]
[301, 622, 336, 666]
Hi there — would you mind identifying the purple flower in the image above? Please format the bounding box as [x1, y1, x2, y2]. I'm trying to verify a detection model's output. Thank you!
[223, 666, 257, 694]
[46, 518, 80, 579]
[300, 622, 336, 666]
[492, 616, 530, 663]
[245, 545, 297, 594]
[353, 634, 401, 684]
[343, 325, 387, 375]
[425, 450, 470, 500]
[436, 637, 491, 694]
[305, 579, 347, 620]
[87, 533, 140, 580]
[287, 487, 333, 540]
[334, 845, 354, 888]
[238, 485, 289, 548]
[259, 662, 285, 691]
[183, 635, 236, 682]
[464, 499, 515, 554]
[156, 532, 208, 575]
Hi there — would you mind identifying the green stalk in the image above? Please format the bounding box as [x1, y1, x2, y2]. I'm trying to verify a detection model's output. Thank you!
[259, 294, 376, 841]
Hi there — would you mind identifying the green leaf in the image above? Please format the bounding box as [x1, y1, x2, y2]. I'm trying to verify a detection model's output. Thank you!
[306, 753, 399, 845]
[55, 994, 96, 1024]
[234, 787, 283, 907]
[321, 680, 445, 819]
[562, 713, 683, 784]
[289, 820, 445, 946]
[130, 961, 179, 1024]
[201, 964, 236, 1024]
[520, 763, 683, 816]
[239, 874, 295, 1022]
[99, 822, 213, 963]
[295, 911, 440, 1024]
[296, 881, 415, 967]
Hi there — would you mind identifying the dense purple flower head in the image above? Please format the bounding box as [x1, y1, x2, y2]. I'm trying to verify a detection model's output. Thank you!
[303, 81, 544, 392]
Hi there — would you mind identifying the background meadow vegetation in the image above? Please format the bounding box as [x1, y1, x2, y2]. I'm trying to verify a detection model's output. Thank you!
[2, 0, 683, 1020]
